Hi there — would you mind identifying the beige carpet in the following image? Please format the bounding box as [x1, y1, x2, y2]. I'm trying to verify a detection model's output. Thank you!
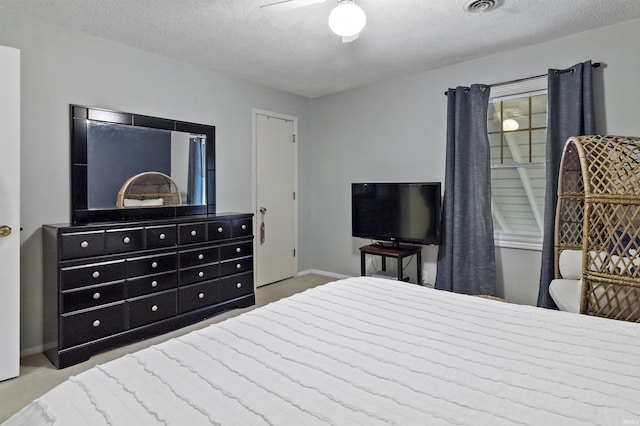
[0, 273, 336, 423]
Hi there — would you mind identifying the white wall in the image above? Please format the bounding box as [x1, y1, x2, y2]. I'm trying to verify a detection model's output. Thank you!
[4, 5, 640, 355]
[307, 18, 640, 303]
[0, 8, 311, 355]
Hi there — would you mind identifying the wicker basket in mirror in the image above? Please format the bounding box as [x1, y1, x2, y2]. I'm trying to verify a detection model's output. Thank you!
[116, 171, 181, 208]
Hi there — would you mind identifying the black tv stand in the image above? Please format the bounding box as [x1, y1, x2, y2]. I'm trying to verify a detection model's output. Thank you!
[359, 244, 422, 284]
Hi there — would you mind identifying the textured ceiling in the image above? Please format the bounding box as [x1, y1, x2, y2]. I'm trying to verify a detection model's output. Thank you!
[1, 0, 640, 98]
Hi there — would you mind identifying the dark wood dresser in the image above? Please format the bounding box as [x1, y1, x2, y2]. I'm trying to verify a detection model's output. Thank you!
[43, 213, 254, 368]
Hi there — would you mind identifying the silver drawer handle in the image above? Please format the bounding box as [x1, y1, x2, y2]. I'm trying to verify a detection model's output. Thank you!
[217, 227, 223, 233]
[151, 280, 158, 288]
[191, 230, 197, 236]
[92, 271, 100, 279]
[159, 233, 166, 240]
[198, 292, 205, 299]
[236, 282, 242, 289]
[236, 247, 242, 253]
[92, 319, 101, 327]
[198, 271, 205, 278]
[236, 263, 242, 269]
[123, 236, 131, 244]
[241, 224, 247, 230]
[151, 305, 158, 312]
[80, 241, 89, 248]
[93, 292, 101, 300]
[151, 261, 158, 268]
[198, 254, 204, 260]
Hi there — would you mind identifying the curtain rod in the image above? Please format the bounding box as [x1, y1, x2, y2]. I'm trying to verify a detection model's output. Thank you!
[443, 62, 601, 96]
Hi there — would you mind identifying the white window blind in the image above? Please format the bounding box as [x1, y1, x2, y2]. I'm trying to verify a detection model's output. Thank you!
[488, 76, 548, 250]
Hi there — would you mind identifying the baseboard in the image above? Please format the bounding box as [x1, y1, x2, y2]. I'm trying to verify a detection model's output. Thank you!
[20, 344, 43, 359]
[298, 269, 351, 280]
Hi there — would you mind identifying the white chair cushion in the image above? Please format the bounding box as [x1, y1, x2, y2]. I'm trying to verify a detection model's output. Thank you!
[609, 253, 640, 274]
[123, 198, 164, 207]
[549, 278, 581, 313]
[558, 249, 582, 279]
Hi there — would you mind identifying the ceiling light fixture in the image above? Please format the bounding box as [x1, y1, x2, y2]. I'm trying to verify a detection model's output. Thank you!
[328, 0, 366, 43]
[502, 118, 520, 131]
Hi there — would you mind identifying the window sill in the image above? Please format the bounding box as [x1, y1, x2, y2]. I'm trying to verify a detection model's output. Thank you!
[494, 233, 542, 251]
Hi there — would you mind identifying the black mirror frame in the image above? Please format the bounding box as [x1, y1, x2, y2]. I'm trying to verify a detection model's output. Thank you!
[70, 105, 216, 224]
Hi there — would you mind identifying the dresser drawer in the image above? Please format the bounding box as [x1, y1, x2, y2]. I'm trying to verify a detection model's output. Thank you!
[60, 231, 104, 260]
[179, 263, 220, 286]
[207, 220, 232, 241]
[220, 257, 253, 277]
[127, 271, 177, 298]
[61, 282, 125, 314]
[146, 225, 177, 249]
[61, 260, 126, 291]
[128, 290, 177, 329]
[219, 272, 253, 302]
[220, 240, 253, 260]
[179, 246, 219, 268]
[232, 218, 253, 238]
[178, 281, 220, 314]
[105, 228, 145, 254]
[178, 223, 207, 245]
[126, 252, 176, 277]
[44, 216, 255, 369]
[60, 302, 125, 348]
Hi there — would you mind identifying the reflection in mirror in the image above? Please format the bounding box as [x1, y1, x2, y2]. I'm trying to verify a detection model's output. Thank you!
[71, 104, 215, 224]
[86, 122, 206, 209]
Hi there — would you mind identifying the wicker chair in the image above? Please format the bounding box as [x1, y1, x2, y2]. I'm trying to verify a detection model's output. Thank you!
[116, 171, 181, 208]
[554, 135, 640, 322]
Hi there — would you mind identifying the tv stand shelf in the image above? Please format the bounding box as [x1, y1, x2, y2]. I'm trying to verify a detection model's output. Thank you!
[359, 244, 422, 284]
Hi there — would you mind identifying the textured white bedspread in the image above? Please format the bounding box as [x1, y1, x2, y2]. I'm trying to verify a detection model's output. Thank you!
[6, 276, 640, 425]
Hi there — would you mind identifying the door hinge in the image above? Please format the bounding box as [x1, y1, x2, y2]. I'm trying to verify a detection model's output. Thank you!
[293, 192, 296, 200]
[293, 134, 296, 143]
[293, 248, 296, 257]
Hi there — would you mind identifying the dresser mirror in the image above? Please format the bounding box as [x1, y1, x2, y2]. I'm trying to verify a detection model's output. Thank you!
[70, 105, 216, 224]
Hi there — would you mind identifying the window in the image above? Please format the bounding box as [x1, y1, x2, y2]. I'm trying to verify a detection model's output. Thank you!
[488, 78, 548, 249]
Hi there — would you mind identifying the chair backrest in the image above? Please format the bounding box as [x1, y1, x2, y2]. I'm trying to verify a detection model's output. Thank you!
[555, 141, 584, 280]
[116, 171, 182, 208]
[555, 135, 640, 322]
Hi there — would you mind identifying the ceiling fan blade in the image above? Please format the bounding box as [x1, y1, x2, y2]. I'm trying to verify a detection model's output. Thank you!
[260, 0, 326, 12]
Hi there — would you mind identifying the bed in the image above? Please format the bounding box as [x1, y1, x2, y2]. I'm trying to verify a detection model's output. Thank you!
[5, 276, 640, 425]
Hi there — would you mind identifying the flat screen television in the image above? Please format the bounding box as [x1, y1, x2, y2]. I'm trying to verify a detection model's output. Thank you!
[352, 182, 441, 246]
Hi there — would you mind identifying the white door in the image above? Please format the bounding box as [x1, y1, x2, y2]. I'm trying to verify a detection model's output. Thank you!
[0, 45, 20, 381]
[255, 112, 297, 287]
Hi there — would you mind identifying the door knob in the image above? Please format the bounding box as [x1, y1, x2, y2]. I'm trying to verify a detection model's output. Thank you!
[0, 226, 12, 237]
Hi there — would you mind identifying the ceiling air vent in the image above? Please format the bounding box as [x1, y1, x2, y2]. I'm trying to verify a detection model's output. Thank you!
[464, 0, 504, 13]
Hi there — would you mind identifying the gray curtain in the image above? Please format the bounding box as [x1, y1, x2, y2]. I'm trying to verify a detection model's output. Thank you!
[537, 60, 596, 308]
[435, 84, 496, 296]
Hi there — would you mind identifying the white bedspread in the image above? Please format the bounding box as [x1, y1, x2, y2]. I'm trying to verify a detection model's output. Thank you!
[6, 276, 640, 425]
